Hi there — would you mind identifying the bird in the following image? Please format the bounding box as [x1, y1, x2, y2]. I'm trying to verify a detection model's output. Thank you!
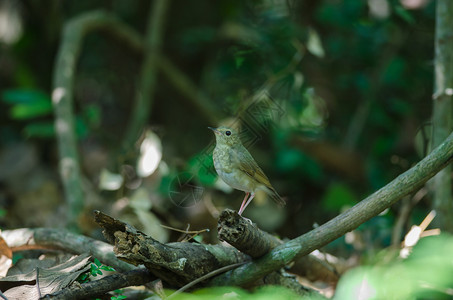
[209, 126, 285, 215]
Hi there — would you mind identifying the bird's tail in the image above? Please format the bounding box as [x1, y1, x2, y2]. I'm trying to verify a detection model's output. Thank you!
[264, 186, 286, 207]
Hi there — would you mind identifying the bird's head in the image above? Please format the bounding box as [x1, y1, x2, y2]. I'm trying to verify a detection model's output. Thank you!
[208, 126, 241, 147]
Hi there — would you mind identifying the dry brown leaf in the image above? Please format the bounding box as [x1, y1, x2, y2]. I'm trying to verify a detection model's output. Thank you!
[0, 253, 91, 300]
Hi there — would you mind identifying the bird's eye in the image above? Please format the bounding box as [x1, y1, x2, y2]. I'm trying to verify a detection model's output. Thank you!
[225, 131, 231, 136]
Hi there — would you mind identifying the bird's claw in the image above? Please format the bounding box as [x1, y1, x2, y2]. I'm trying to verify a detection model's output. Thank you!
[241, 216, 253, 225]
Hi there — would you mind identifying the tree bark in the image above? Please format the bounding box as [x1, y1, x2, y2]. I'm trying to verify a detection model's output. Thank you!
[1, 228, 134, 272]
[94, 211, 248, 287]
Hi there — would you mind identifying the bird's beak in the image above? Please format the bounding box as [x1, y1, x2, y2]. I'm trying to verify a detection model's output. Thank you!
[208, 127, 220, 135]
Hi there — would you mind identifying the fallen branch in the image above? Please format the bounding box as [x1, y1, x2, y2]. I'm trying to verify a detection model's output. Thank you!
[94, 211, 248, 287]
[43, 268, 155, 300]
[209, 131, 453, 286]
[95, 211, 318, 296]
[1, 228, 133, 272]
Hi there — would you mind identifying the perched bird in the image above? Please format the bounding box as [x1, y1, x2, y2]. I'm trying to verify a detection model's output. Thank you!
[209, 126, 285, 215]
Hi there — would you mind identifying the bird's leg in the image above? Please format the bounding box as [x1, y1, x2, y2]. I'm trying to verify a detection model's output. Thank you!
[238, 192, 255, 215]
[238, 192, 250, 215]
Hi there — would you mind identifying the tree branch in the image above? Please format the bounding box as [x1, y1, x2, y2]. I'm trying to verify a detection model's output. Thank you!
[121, 0, 170, 152]
[218, 209, 339, 283]
[209, 131, 453, 286]
[51, 10, 145, 230]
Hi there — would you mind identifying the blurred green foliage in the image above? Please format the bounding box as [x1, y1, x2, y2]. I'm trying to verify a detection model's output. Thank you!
[169, 285, 323, 300]
[2, 89, 52, 119]
[336, 234, 453, 299]
[1, 89, 101, 139]
[321, 183, 357, 212]
[1, 89, 55, 138]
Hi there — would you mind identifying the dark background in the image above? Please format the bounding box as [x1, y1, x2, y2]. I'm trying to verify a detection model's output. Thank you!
[0, 0, 437, 268]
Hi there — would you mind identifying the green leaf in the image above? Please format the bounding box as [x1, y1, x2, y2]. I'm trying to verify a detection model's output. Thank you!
[77, 272, 89, 283]
[2, 89, 50, 105]
[100, 265, 116, 272]
[23, 121, 55, 138]
[90, 264, 98, 276]
[193, 235, 203, 243]
[3, 89, 52, 120]
[10, 101, 52, 120]
[94, 258, 102, 267]
[394, 5, 415, 24]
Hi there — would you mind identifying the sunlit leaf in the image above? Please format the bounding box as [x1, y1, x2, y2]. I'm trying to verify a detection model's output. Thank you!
[137, 130, 162, 177]
[99, 168, 123, 191]
[306, 28, 325, 58]
[9, 100, 52, 120]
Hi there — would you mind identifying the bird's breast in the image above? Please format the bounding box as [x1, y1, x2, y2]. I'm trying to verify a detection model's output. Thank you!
[213, 145, 255, 193]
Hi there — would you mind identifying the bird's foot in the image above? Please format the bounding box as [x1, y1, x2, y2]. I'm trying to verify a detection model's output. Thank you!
[241, 216, 253, 224]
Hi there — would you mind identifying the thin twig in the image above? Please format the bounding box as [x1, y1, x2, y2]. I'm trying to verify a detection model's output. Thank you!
[167, 262, 247, 299]
[0, 291, 8, 300]
[160, 224, 209, 235]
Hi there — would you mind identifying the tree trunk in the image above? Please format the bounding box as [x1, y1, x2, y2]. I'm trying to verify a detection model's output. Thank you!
[431, 0, 453, 232]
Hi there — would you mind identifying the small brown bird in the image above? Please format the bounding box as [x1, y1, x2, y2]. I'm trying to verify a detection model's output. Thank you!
[209, 126, 285, 215]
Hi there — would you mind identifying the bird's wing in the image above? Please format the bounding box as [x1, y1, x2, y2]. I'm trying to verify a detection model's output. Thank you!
[233, 145, 271, 186]
[233, 146, 286, 206]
